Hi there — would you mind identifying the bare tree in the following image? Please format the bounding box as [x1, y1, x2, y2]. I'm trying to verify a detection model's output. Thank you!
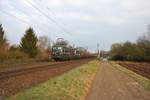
[38, 36, 52, 60]
[38, 36, 51, 51]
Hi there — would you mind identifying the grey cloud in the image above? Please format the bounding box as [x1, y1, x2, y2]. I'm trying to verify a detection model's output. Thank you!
[0, 0, 150, 51]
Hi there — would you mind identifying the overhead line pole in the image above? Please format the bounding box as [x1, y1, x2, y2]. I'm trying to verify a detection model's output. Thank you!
[97, 43, 100, 59]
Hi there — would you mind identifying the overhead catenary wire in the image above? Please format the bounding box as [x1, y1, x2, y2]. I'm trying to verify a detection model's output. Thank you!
[17, 8, 56, 34]
[46, 6, 74, 35]
[1, 0, 77, 45]
[46, 7, 68, 27]
[25, 0, 72, 35]
[43, 3, 80, 44]
[45, 6, 80, 37]
[0, 10, 30, 25]
[0, 9, 51, 35]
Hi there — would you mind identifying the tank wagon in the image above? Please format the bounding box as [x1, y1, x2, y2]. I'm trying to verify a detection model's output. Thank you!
[51, 38, 92, 61]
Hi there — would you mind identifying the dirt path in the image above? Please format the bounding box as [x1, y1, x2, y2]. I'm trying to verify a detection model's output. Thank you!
[86, 62, 150, 100]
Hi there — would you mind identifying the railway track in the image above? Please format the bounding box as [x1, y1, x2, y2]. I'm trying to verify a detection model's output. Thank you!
[0, 59, 91, 80]
[0, 62, 63, 80]
[0, 59, 93, 97]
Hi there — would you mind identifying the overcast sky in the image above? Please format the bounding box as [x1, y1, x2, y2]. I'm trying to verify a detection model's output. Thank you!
[0, 0, 150, 52]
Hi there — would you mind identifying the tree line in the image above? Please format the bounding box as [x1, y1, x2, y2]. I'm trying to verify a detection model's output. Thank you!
[0, 24, 51, 63]
[109, 25, 150, 62]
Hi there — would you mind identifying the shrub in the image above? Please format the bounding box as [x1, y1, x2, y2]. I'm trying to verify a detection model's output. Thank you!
[7, 50, 29, 60]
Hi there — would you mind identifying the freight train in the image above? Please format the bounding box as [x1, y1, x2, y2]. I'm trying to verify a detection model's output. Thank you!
[51, 38, 93, 61]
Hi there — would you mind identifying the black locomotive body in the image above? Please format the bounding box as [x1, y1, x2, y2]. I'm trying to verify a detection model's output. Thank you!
[52, 46, 80, 61]
[51, 38, 90, 61]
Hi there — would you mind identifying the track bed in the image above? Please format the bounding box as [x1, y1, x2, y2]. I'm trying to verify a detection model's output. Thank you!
[0, 59, 92, 97]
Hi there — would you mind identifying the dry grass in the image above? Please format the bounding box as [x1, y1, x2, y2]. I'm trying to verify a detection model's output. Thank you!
[111, 62, 150, 90]
[7, 60, 100, 100]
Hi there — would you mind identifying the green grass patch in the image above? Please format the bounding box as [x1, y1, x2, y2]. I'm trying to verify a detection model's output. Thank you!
[110, 62, 150, 90]
[7, 60, 100, 100]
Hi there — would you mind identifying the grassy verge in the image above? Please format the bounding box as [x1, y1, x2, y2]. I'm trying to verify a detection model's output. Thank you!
[7, 60, 100, 100]
[110, 62, 150, 90]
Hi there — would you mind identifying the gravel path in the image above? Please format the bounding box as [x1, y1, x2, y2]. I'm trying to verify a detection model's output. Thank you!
[86, 62, 150, 100]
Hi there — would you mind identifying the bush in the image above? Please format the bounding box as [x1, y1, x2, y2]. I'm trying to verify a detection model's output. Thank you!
[7, 50, 29, 60]
[0, 46, 7, 62]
